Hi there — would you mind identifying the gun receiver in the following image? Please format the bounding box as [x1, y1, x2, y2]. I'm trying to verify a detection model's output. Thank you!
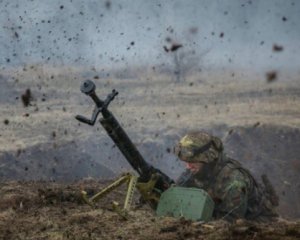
[76, 80, 174, 208]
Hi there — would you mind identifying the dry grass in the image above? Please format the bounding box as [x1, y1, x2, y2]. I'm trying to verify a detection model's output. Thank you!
[1, 66, 299, 152]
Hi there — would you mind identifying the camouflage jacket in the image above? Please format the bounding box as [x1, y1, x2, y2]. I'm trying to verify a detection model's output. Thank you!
[177, 154, 278, 221]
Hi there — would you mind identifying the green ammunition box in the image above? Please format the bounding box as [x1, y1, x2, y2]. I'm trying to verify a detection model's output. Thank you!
[156, 186, 214, 221]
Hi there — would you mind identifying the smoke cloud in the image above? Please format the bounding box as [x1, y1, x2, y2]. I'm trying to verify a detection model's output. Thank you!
[0, 0, 299, 71]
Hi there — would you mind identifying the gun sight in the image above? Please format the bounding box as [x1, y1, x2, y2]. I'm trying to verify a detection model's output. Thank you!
[75, 80, 118, 125]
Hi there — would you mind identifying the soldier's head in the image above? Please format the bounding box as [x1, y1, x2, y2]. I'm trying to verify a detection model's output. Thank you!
[174, 131, 223, 173]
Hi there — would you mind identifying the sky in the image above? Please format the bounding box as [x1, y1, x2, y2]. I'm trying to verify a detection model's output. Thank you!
[0, 0, 299, 71]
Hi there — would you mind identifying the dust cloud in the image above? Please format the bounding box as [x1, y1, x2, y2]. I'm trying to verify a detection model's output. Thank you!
[0, 0, 300, 221]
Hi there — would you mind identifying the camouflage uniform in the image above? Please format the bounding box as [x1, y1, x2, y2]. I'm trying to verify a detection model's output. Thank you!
[175, 132, 278, 222]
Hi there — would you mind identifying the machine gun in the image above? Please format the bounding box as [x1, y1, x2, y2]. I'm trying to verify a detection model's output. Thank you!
[75, 80, 174, 209]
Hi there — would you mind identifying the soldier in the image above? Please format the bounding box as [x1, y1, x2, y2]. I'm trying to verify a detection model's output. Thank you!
[174, 131, 278, 222]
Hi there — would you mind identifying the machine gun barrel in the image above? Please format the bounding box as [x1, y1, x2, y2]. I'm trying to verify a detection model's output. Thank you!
[76, 80, 173, 198]
[100, 114, 151, 177]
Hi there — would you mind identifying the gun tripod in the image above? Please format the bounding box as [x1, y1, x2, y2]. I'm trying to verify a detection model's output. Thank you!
[81, 173, 137, 219]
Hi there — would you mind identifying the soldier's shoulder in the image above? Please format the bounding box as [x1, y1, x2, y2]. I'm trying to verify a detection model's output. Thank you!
[222, 156, 242, 167]
[218, 164, 245, 180]
[217, 157, 252, 182]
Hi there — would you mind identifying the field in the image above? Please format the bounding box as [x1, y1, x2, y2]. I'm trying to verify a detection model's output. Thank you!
[0, 65, 300, 239]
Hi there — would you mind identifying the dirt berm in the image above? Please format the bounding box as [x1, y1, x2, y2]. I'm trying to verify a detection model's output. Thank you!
[1, 181, 300, 240]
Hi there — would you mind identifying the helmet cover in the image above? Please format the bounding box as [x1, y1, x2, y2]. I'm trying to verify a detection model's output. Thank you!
[174, 132, 223, 163]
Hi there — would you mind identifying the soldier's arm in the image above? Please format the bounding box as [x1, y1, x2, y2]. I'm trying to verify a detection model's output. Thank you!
[215, 170, 249, 221]
[176, 169, 194, 187]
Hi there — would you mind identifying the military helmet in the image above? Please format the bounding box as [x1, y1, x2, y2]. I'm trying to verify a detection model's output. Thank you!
[174, 132, 223, 163]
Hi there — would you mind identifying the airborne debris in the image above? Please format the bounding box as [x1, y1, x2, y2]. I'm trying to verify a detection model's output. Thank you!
[3, 119, 9, 125]
[52, 131, 56, 138]
[16, 148, 22, 157]
[164, 43, 183, 52]
[165, 37, 172, 43]
[105, 1, 111, 9]
[273, 44, 284, 52]
[170, 43, 183, 52]
[253, 122, 260, 128]
[166, 26, 174, 33]
[266, 71, 277, 83]
[21, 89, 33, 107]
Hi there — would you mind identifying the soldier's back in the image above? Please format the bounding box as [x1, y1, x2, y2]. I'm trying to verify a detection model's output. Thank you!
[214, 156, 278, 221]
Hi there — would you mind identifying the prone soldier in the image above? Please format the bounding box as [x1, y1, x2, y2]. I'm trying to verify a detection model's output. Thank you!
[174, 131, 278, 222]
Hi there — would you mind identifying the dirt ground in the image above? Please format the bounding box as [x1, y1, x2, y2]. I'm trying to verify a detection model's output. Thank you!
[1, 66, 300, 239]
[1, 180, 300, 240]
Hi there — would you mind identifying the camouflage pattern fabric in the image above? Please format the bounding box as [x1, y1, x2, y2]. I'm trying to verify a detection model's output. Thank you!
[177, 154, 278, 222]
[174, 132, 223, 163]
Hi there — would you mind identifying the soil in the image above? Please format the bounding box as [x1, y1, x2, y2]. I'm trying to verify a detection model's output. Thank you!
[1, 180, 300, 240]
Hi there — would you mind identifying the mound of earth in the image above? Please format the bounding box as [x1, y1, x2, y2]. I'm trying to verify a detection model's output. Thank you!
[1, 123, 299, 220]
[0, 181, 300, 240]
[0, 141, 114, 181]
